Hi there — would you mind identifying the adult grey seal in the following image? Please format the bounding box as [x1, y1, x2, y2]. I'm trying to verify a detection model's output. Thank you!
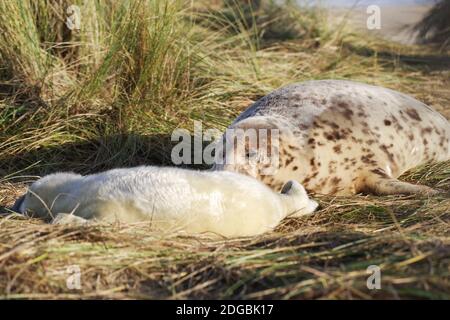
[213, 80, 450, 195]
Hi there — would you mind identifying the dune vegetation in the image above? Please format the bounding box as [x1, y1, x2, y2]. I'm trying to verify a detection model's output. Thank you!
[0, 0, 449, 299]
[415, 0, 450, 50]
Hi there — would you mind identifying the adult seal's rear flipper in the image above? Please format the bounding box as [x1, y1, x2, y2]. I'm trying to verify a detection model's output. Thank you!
[359, 170, 439, 196]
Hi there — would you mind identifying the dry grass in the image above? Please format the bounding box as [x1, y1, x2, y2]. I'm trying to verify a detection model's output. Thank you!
[0, 0, 449, 299]
[1, 161, 449, 299]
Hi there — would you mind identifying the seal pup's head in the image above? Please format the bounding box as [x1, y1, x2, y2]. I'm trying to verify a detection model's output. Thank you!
[280, 180, 318, 217]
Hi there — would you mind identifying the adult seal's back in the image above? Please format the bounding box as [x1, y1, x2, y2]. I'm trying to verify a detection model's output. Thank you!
[213, 80, 450, 195]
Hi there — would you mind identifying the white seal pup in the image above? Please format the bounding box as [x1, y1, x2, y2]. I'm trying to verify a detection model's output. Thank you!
[11, 166, 318, 237]
[213, 80, 450, 195]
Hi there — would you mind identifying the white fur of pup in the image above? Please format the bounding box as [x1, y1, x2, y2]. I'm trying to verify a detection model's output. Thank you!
[12, 166, 318, 237]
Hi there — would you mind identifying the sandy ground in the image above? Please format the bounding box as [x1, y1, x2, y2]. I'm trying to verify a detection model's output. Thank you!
[329, 5, 432, 44]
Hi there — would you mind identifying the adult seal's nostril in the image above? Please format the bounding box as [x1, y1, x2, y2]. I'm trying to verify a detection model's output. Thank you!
[11, 195, 25, 213]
